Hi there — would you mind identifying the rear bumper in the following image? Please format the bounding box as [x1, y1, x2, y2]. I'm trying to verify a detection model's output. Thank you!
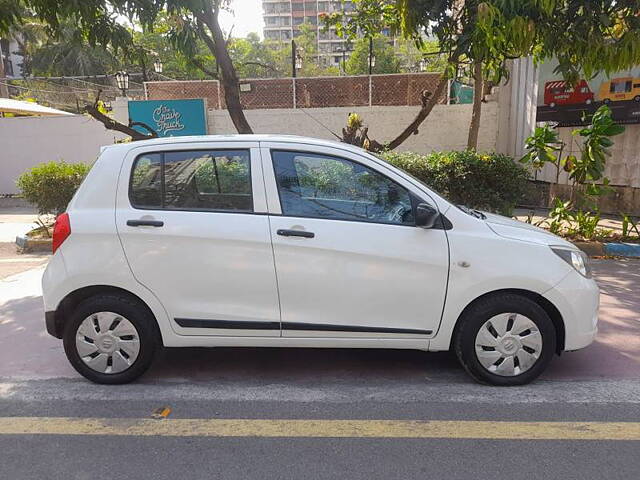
[45, 310, 63, 339]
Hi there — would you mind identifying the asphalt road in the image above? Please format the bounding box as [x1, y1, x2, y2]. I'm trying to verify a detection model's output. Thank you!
[0, 259, 639, 479]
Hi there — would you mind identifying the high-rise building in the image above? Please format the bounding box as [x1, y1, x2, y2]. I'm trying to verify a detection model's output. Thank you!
[262, 0, 359, 68]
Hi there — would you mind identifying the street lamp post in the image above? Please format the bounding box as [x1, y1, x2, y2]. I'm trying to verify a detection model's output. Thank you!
[115, 71, 129, 97]
[368, 37, 376, 75]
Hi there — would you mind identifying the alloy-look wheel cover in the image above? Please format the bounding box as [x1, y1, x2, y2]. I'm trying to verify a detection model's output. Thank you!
[474, 313, 542, 377]
[75, 312, 141, 374]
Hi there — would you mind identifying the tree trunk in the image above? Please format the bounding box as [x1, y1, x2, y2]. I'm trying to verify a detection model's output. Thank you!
[466, 61, 483, 150]
[367, 75, 448, 152]
[0, 46, 8, 98]
[200, 7, 253, 134]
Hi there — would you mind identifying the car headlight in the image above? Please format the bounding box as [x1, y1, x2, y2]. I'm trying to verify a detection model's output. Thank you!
[550, 247, 592, 278]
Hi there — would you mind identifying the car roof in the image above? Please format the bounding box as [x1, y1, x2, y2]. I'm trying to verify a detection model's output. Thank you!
[102, 134, 369, 156]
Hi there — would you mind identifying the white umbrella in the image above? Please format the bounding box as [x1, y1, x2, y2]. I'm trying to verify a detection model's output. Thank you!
[0, 98, 74, 116]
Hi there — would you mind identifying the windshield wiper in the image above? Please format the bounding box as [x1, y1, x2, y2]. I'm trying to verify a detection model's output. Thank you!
[458, 205, 486, 220]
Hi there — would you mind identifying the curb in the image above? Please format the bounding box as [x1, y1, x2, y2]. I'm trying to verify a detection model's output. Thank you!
[572, 241, 640, 258]
[603, 243, 640, 258]
[15, 235, 52, 254]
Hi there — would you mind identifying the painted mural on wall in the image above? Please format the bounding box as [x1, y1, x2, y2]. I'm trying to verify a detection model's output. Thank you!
[536, 61, 640, 126]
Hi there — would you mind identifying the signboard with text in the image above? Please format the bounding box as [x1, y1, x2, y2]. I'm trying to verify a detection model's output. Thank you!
[128, 99, 207, 137]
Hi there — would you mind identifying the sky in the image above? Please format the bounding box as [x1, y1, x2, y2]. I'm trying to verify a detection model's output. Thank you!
[219, 0, 265, 39]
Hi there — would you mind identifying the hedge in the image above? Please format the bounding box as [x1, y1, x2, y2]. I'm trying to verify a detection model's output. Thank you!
[381, 150, 529, 215]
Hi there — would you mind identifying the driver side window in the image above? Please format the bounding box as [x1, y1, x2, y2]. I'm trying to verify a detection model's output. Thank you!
[271, 150, 415, 226]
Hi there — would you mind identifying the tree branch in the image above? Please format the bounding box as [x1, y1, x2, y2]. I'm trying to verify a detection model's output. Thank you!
[372, 75, 448, 152]
[84, 92, 157, 141]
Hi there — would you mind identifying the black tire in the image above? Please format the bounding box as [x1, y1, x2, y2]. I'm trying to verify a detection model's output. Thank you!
[453, 294, 556, 386]
[634, 95, 640, 102]
[63, 294, 160, 384]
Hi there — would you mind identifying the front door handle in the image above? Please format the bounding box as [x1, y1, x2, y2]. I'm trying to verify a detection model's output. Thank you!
[127, 219, 164, 227]
[277, 229, 314, 238]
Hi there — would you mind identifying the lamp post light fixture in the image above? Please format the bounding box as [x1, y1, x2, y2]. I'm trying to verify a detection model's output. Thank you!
[295, 50, 303, 70]
[291, 40, 303, 77]
[153, 58, 163, 74]
[115, 70, 129, 97]
[419, 58, 427, 72]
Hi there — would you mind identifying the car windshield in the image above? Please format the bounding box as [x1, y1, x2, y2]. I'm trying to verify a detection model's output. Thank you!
[371, 152, 486, 219]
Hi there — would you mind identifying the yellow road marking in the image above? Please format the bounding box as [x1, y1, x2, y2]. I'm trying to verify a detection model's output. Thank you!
[0, 418, 639, 440]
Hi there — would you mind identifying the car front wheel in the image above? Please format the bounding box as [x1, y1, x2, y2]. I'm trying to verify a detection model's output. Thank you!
[454, 294, 557, 386]
[63, 294, 159, 384]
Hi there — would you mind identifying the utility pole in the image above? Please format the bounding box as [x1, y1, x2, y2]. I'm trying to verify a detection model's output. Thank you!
[368, 37, 373, 76]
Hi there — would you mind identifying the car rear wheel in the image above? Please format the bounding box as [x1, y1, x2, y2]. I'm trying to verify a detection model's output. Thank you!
[63, 294, 159, 384]
[454, 293, 556, 386]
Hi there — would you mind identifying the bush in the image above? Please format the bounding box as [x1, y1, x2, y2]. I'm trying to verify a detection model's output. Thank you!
[16, 161, 91, 216]
[381, 150, 529, 215]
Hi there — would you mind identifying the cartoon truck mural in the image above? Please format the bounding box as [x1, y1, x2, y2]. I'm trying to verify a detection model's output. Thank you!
[599, 77, 640, 103]
[544, 79, 594, 107]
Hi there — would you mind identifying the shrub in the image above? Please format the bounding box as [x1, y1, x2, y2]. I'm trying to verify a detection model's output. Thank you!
[381, 150, 529, 215]
[16, 161, 91, 216]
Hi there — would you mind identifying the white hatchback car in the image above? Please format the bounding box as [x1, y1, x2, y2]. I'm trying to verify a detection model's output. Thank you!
[43, 135, 599, 385]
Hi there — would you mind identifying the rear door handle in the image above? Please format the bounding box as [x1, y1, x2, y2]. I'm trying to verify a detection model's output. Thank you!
[277, 229, 314, 238]
[127, 219, 164, 227]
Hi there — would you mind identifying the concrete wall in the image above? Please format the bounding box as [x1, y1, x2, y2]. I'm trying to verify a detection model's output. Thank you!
[0, 102, 498, 195]
[538, 124, 640, 189]
[208, 103, 498, 154]
[496, 58, 539, 159]
[0, 115, 123, 194]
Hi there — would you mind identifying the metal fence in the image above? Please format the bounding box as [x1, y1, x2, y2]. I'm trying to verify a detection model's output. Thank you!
[0, 74, 146, 113]
[145, 73, 447, 110]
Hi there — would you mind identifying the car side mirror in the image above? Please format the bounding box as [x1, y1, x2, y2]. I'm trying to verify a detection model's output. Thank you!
[415, 203, 440, 229]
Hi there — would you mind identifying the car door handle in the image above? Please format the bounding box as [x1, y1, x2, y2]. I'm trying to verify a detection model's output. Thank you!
[127, 219, 164, 227]
[277, 229, 314, 238]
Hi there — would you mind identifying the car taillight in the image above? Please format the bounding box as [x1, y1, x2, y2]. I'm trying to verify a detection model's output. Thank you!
[52, 212, 71, 254]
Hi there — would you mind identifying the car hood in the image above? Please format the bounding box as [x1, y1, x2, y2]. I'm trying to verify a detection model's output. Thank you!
[482, 212, 575, 248]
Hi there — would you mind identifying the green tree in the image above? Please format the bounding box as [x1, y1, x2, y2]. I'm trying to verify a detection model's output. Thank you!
[324, 0, 640, 152]
[30, 20, 118, 76]
[345, 36, 399, 75]
[293, 22, 340, 77]
[3, 0, 253, 134]
[395, 38, 445, 73]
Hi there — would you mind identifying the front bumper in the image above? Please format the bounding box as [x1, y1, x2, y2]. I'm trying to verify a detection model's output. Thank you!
[543, 270, 599, 351]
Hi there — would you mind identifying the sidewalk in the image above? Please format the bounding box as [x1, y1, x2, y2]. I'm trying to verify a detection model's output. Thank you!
[0, 207, 48, 280]
[0, 207, 38, 243]
[513, 207, 625, 233]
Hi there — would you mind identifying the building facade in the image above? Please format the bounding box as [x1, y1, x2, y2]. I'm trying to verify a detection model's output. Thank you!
[263, 0, 359, 68]
[0, 36, 23, 78]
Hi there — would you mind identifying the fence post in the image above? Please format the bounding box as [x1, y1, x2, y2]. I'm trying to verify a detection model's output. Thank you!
[292, 78, 297, 109]
[369, 75, 372, 107]
[217, 80, 222, 110]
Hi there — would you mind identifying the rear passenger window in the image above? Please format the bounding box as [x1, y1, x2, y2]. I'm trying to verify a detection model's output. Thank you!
[130, 153, 162, 208]
[130, 150, 252, 212]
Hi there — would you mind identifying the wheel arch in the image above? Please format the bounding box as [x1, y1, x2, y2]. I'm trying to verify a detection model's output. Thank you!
[52, 285, 163, 344]
[450, 288, 565, 354]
